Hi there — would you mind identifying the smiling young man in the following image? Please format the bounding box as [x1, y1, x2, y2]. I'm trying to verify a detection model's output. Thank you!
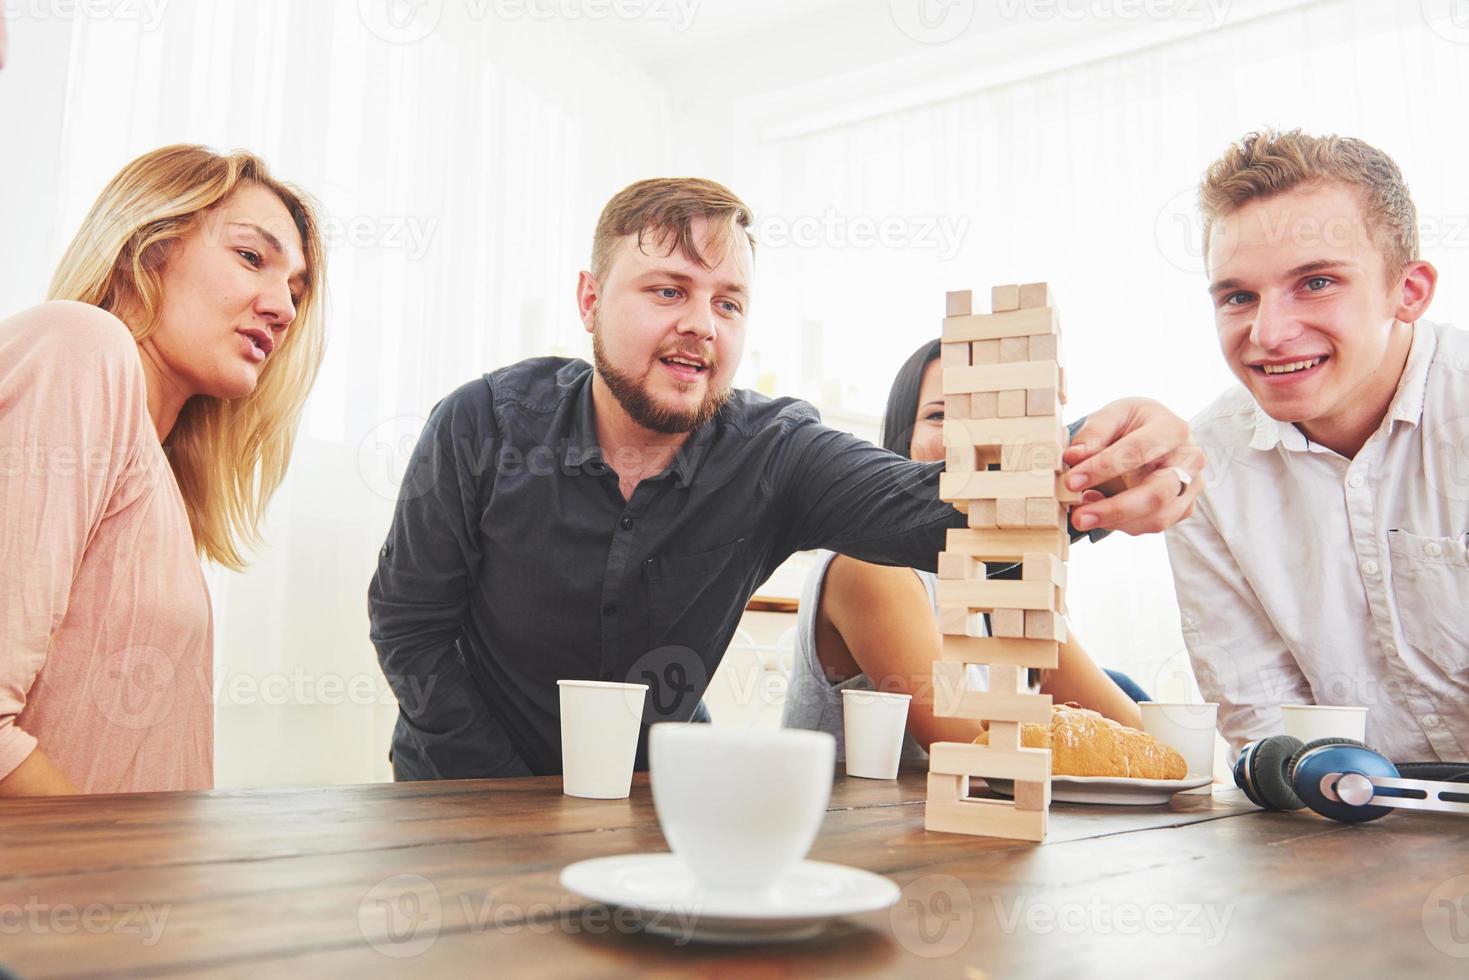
[369, 177, 1205, 781]
[1166, 131, 1468, 763]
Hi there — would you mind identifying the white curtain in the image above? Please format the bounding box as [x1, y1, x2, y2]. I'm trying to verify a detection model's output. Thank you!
[727, 0, 1469, 705]
[4, 1, 674, 786]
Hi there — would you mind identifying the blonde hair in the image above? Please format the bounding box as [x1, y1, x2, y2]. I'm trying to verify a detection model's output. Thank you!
[590, 177, 755, 283]
[1199, 129, 1420, 278]
[48, 144, 327, 570]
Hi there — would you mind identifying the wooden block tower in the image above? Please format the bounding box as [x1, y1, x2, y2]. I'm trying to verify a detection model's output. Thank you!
[925, 282, 1078, 842]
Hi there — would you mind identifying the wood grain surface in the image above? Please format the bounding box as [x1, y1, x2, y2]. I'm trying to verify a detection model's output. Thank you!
[2, 769, 1464, 978]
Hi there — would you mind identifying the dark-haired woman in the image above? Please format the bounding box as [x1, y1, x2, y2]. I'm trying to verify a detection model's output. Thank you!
[781, 339, 1146, 762]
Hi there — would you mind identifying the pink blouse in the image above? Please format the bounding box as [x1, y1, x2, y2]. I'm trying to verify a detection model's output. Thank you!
[0, 301, 213, 793]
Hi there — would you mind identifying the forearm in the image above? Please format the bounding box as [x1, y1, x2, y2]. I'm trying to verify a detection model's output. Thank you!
[0, 747, 80, 797]
[1039, 634, 1142, 730]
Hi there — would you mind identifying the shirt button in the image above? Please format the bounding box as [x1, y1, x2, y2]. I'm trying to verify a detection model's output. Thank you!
[1424, 714, 1441, 729]
[1425, 542, 1443, 558]
[1361, 559, 1379, 576]
[620, 517, 634, 531]
[603, 602, 618, 616]
[1347, 474, 1365, 489]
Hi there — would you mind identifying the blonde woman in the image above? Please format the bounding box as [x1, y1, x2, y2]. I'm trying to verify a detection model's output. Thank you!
[0, 145, 326, 796]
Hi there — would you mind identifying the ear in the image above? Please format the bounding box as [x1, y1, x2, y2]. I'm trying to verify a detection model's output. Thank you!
[1392, 259, 1436, 324]
[576, 270, 599, 333]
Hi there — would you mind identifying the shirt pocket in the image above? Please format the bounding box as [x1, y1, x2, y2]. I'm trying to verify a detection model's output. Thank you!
[1386, 529, 1469, 673]
[644, 537, 749, 648]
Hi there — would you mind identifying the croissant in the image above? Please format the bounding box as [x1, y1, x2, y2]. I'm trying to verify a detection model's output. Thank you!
[974, 703, 1186, 779]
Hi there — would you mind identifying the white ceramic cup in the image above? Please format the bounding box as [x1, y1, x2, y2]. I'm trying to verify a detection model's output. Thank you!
[1139, 702, 1219, 792]
[558, 680, 648, 799]
[842, 689, 912, 780]
[1281, 704, 1368, 743]
[649, 723, 835, 896]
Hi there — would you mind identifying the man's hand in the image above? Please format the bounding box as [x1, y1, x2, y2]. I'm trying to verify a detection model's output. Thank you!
[1061, 398, 1204, 535]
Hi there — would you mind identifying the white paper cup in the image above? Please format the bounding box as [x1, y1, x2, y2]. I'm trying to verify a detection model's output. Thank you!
[650, 723, 835, 896]
[1281, 704, 1368, 743]
[842, 689, 912, 780]
[1139, 702, 1219, 793]
[558, 680, 648, 799]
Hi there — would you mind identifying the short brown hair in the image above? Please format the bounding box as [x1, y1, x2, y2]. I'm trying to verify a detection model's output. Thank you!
[590, 177, 755, 283]
[1198, 129, 1419, 277]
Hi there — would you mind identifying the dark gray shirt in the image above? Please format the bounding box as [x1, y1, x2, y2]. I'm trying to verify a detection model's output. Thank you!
[370, 357, 988, 779]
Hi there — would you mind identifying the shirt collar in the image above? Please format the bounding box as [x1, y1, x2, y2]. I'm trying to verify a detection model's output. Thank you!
[1247, 319, 1438, 453]
[1387, 318, 1436, 428]
[560, 368, 717, 488]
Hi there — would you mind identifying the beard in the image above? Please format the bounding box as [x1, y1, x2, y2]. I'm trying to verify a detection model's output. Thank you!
[591, 314, 731, 435]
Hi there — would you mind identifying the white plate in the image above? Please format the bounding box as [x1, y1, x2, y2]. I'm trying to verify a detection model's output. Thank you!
[559, 854, 900, 944]
[985, 774, 1213, 805]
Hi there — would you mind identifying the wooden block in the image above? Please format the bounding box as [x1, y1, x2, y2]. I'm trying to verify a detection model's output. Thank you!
[1019, 282, 1050, 309]
[989, 663, 1027, 694]
[925, 795, 1047, 840]
[1014, 778, 1052, 812]
[946, 290, 973, 318]
[938, 606, 985, 637]
[969, 391, 999, 419]
[995, 497, 1028, 528]
[997, 390, 1027, 418]
[1026, 387, 1058, 416]
[942, 307, 1058, 344]
[939, 469, 1058, 502]
[1029, 333, 1059, 362]
[941, 635, 1060, 669]
[991, 284, 1020, 313]
[943, 416, 1065, 446]
[999, 337, 1029, 363]
[1021, 553, 1066, 588]
[1026, 498, 1063, 528]
[970, 339, 1000, 364]
[936, 552, 981, 580]
[929, 741, 1052, 782]
[945, 446, 976, 472]
[935, 687, 1054, 724]
[1000, 440, 1063, 473]
[928, 770, 969, 802]
[934, 578, 1055, 612]
[943, 418, 1065, 474]
[943, 395, 971, 420]
[1055, 475, 1084, 506]
[1024, 610, 1067, 641]
[943, 360, 1060, 397]
[989, 607, 1025, 638]
[987, 720, 1022, 752]
[966, 499, 998, 528]
[1059, 365, 1068, 404]
[945, 527, 1068, 561]
[941, 342, 970, 368]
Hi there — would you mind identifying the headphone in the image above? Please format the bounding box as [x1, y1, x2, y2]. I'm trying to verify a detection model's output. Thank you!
[1234, 735, 1469, 823]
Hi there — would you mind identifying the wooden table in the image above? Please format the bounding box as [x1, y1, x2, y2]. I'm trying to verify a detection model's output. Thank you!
[2, 770, 1464, 978]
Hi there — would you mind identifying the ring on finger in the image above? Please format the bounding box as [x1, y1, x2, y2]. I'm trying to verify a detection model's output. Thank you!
[1168, 466, 1193, 498]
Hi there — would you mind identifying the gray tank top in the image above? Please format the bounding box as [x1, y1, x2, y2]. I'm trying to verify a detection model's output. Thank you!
[779, 551, 991, 763]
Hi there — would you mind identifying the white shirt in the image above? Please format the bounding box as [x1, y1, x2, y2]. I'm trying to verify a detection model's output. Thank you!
[1166, 319, 1469, 763]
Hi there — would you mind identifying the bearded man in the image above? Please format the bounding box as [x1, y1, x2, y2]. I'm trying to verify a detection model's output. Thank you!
[369, 177, 1202, 780]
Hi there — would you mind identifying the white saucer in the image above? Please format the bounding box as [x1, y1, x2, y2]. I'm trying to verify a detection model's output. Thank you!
[559, 854, 900, 944]
[986, 774, 1214, 805]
